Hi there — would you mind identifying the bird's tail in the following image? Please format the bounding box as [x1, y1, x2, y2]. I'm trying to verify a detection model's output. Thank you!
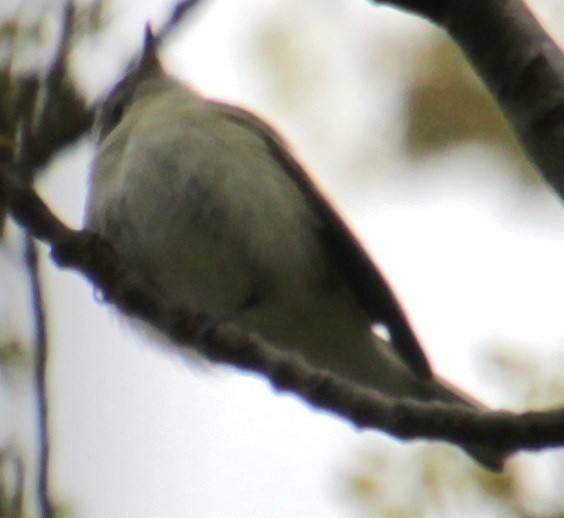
[428, 374, 508, 472]
[358, 334, 508, 472]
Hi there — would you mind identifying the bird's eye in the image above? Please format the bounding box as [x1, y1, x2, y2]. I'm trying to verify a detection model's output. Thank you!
[95, 100, 126, 142]
[110, 102, 124, 125]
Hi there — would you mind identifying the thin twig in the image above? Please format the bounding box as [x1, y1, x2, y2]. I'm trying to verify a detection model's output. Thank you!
[11, 1, 91, 173]
[9, 4, 76, 513]
[14, 122, 52, 517]
[34, 1, 75, 134]
[24, 234, 51, 518]
[14, 113, 53, 517]
[17, 7, 77, 514]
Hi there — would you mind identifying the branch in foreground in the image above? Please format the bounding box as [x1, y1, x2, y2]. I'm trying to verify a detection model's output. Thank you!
[5, 176, 564, 455]
[374, 0, 564, 201]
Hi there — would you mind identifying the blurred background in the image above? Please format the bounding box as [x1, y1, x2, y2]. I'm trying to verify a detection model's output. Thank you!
[1, 0, 564, 516]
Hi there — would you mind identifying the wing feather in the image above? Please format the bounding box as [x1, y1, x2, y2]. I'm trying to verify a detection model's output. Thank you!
[215, 103, 432, 379]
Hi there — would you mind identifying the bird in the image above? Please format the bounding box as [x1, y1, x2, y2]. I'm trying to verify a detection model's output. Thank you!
[84, 26, 507, 472]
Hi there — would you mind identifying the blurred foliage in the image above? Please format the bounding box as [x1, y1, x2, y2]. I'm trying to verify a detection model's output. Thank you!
[254, 14, 543, 191]
[0, 2, 103, 234]
[487, 347, 564, 410]
[71, 0, 107, 36]
[0, 3, 106, 516]
[0, 338, 27, 372]
[403, 34, 541, 185]
[257, 19, 328, 107]
[405, 36, 509, 153]
[0, 12, 95, 173]
[344, 447, 520, 518]
[344, 349, 564, 518]
[0, 448, 24, 518]
[0, 446, 71, 518]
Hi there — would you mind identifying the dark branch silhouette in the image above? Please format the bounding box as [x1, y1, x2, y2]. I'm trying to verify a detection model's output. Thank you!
[1, 1, 208, 512]
[25, 7, 74, 518]
[11, 4, 76, 517]
[6, 0, 206, 175]
[4, 175, 564, 456]
[373, 0, 564, 200]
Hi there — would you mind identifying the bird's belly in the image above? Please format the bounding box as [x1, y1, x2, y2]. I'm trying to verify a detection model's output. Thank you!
[135, 160, 326, 313]
[87, 119, 360, 352]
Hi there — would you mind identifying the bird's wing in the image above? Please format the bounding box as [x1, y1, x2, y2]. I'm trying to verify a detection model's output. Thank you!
[215, 102, 432, 379]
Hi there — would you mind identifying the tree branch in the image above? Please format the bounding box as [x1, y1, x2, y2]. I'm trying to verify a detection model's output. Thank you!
[14, 86, 54, 518]
[10, 6, 78, 517]
[373, 0, 564, 201]
[4, 175, 564, 456]
[14, 105, 54, 518]
[3, 0, 205, 175]
[24, 234, 51, 518]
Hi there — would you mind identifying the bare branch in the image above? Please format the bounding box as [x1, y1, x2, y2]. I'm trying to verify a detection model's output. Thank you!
[5, 4, 92, 173]
[34, 1, 75, 134]
[9, 5, 79, 517]
[14, 128, 53, 518]
[4, 175, 564, 457]
[373, 0, 564, 200]
[14, 98, 54, 518]
[24, 235, 51, 518]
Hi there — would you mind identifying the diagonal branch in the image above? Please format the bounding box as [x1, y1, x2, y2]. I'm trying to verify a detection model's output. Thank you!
[372, 0, 564, 201]
[4, 174, 564, 456]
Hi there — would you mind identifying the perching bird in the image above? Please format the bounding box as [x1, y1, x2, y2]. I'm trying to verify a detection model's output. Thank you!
[85, 27, 506, 471]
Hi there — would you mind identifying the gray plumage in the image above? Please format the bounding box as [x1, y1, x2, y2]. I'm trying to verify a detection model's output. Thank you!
[85, 29, 507, 472]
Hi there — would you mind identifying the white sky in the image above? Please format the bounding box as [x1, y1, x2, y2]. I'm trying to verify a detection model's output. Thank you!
[3, 0, 564, 517]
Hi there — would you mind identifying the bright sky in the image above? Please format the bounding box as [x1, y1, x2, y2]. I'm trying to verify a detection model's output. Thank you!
[3, 0, 564, 517]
